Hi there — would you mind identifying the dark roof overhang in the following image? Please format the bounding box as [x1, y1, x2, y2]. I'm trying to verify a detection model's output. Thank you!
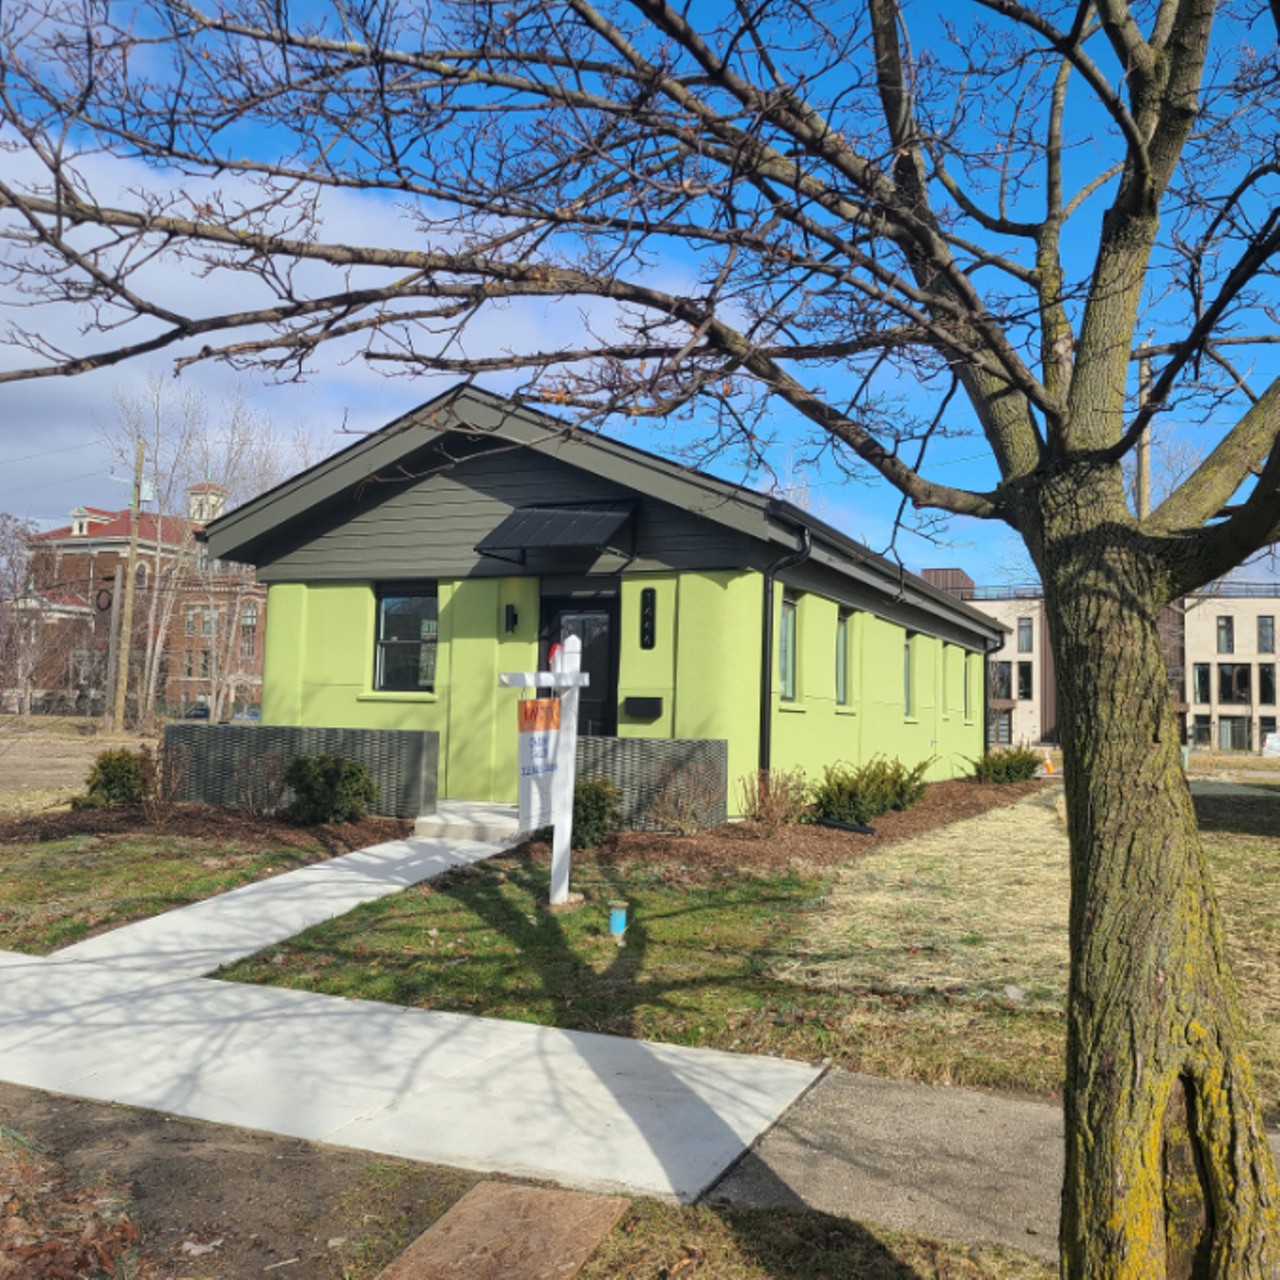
[474, 500, 636, 564]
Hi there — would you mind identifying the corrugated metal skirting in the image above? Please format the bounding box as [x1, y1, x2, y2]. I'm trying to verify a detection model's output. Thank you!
[575, 737, 728, 831]
[163, 724, 439, 819]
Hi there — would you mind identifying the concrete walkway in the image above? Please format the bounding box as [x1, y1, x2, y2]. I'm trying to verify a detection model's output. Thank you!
[0, 832, 819, 1204]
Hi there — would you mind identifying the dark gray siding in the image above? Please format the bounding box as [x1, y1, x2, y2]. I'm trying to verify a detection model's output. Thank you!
[254, 444, 751, 582]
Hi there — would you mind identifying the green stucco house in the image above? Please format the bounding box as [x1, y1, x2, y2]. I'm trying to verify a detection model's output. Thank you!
[205, 385, 1003, 809]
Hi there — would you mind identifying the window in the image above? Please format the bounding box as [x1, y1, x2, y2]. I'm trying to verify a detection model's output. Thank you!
[988, 708, 1013, 745]
[964, 652, 973, 720]
[1218, 663, 1250, 704]
[835, 611, 849, 706]
[990, 660, 1012, 700]
[779, 595, 797, 701]
[1261, 716, 1277, 749]
[1260, 663, 1276, 706]
[1219, 716, 1251, 751]
[1191, 714, 1211, 748]
[1192, 663, 1211, 704]
[1017, 617, 1033, 653]
[375, 584, 438, 692]
[903, 633, 917, 716]
[240, 601, 258, 661]
[1017, 661, 1033, 701]
[1260, 616, 1276, 654]
[186, 609, 196, 636]
[1218, 617, 1235, 654]
[183, 649, 195, 678]
[201, 610, 214, 636]
[199, 650, 211, 679]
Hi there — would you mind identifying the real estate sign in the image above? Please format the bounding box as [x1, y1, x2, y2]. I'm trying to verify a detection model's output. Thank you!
[518, 698, 560, 830]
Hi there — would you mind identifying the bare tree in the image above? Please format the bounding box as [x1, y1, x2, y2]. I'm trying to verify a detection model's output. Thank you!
[1, 1, 1279, 1272]
[104, 376, 295, 724]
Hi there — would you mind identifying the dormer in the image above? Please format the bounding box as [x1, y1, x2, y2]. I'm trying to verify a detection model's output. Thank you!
[69, 505, 113, 537]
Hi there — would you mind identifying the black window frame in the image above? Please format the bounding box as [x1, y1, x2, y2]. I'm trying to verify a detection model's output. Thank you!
[1218, 616, 1235, 654]
[374, 582, 439, 693]
[1192, 663, 1211, 704]
[990, 659, 1012, 700]
[1017, 660, 1033, 701]
[1218, 662, 1251, 704]
[1260, 616, 1276, 655]
[1260, 663, 1276, 706]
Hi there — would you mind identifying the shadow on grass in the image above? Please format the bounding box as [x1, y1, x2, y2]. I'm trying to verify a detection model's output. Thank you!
[1193, 791, 1280, 837]
[583, 1197, 951, 1279]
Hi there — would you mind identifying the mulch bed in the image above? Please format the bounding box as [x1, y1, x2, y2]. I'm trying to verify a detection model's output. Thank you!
[520, 777, 1053, 872]
[0, 803, 413, 852]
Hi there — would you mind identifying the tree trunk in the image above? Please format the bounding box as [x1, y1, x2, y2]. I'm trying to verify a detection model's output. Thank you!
[1038, 501, 1280, 1277]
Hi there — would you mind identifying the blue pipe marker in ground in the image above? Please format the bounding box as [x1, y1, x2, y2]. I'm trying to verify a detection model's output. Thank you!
[609, 901, 628, 940]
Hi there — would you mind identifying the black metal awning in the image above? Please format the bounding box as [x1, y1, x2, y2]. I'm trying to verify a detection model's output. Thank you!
[474, 500, 636, 564]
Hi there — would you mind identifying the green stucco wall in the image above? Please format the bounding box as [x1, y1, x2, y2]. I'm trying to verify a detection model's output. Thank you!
[262, 572, 984, 808]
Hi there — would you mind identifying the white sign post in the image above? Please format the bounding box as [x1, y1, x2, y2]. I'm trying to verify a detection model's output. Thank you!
[499, 634, 589, 905]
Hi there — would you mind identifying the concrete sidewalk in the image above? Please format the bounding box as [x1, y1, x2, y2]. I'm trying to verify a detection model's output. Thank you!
[0, 833, 819, 1204]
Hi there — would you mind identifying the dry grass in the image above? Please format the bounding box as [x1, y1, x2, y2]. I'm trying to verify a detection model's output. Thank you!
[791, 789, 1069, 1014]
[578, 1200, 1053, 1280]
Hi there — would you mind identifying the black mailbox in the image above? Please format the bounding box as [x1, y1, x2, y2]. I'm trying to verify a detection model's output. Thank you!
[623, 696, 664, 718]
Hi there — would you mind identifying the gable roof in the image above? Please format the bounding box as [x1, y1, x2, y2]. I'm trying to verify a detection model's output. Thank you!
[206, 384, 1002, 646]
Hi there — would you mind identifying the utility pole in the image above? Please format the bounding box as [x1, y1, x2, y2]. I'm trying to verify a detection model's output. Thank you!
[111, 439, 144, 731]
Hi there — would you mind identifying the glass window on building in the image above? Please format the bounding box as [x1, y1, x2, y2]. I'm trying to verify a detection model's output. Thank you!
[1218, 663, 1250, 704]
[1017, 660, 1033, 700]
[835, 611, 849, 706]
[903, 633, 917, 716]
[1260, 616, 1276, 655]
[1191, 714, 1212, 748]
[779, 595, 797, 701]
[988, 708, 1013, 745]
[1219, 716, 1251, 751]
[1261, 716, 1278, 750]
[1260, 663, 1276, 705]
[1192, 663, 1211, 704]
[374, 584, 438, 692]
[990, 660, 1012, 700]
[1218, 616, 1235, 654]
[1017, 617, 1033, 653]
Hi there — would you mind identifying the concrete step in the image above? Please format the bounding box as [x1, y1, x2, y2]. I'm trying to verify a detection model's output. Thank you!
[414, 801, 523, 844]
[375, 1183, 628, 1280]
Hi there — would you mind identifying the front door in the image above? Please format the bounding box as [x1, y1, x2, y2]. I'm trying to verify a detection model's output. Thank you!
[540, 598, 618, 736]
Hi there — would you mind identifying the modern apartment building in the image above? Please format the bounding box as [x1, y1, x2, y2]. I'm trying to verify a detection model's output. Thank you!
[923, 570, 1273, 752]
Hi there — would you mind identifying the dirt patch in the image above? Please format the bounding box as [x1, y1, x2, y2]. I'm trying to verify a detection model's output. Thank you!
[517, 778, 1053, 873]
[0, 804, 412, 854]
[0, 1081, 481, 1280]
[0, 734, 140, 800]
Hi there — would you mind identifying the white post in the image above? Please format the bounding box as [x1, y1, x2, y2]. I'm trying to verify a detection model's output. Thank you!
[549, 635, 581, 905]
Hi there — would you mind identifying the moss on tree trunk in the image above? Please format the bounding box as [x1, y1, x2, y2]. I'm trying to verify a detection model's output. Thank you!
[1036, 488, 1280, 1278]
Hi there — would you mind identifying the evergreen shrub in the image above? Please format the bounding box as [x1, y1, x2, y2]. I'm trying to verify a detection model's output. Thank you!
[72, 748, 151, 809]
[810, 756, 930, 826]
[282, 753, 378, 824]
[970, 747, 1043, 784]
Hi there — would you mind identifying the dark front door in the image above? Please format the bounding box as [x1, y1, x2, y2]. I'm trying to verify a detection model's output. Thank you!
[540, 598, 618, 736]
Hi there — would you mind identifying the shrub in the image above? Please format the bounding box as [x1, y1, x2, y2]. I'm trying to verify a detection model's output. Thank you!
[72, 748, 151, 809]
[737, 768, 810, 836]
[282, 753, 378, 825]
[971, 746, 1043, 784]
[649, 761, 724, 835]
[810, 756, 931, 827]
[571, 776, 622, 849]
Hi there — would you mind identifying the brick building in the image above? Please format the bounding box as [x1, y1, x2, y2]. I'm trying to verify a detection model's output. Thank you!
[12, 483, 265, 719]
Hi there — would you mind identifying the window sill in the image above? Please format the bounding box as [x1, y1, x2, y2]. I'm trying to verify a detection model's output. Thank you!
[904, 715, 919, 724]
[779, 701, 806, 713]
[835, 706, 857, 716]
[358, 690, 439, 703]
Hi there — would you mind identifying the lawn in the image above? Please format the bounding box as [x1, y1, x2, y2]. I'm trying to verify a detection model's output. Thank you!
[222, 784, 1280, 1112]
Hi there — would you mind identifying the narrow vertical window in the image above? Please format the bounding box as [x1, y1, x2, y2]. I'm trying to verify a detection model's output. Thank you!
[1259, 616, 1275, 654]
[1260, 663, 1275, 706]
[1017, 617, 1033, 653]
[903, 633, 916, 716]
[1218, 617, 1235, 654]
[779, 595, 797, 701]
[1193, 663, 1211, 703]
[964, 652, 973, 720]
[835, 611, 849, 706]
[1017, 660, 1033, 700]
